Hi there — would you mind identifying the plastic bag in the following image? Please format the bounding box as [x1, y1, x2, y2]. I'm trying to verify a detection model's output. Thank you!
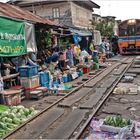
[117, 125, 134, 140]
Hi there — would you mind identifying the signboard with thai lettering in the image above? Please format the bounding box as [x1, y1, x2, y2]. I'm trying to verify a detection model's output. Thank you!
[0, 16, 27, 56]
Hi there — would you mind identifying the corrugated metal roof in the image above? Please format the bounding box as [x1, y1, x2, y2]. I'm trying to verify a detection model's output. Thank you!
[0, 2, 56, 25]
[8, 0, 100, 9]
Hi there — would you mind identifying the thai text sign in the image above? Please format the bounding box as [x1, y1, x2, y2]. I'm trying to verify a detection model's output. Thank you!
[0, 16, 26, 56]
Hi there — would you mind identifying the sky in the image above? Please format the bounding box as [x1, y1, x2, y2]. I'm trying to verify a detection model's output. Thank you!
[93, 0, 140, 21]
[0, 0, 7, 2]
[0, 0, 140, 21]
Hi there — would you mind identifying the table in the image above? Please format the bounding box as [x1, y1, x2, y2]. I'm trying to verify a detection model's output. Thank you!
[3, 73, 19, 80]
[3, 73, 19, 88]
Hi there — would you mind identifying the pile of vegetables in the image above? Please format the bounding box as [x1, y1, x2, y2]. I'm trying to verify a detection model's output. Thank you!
[0, 105, 9, 112]
[104, 116, 132, 128]
[0, 105, 38, 138]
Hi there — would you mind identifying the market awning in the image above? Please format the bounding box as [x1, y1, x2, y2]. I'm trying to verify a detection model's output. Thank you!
[69, 28, 92, 36]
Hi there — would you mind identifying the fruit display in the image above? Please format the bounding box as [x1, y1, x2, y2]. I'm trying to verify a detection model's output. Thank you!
[0, 105, 38, 138]
[104, 116, 131, 128]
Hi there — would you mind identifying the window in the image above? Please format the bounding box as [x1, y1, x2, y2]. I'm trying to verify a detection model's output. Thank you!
[52, 8, 60, 18]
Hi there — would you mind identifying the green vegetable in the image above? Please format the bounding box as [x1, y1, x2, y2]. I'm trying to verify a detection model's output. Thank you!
[8, 113, 16, 119]
[0, 122, 7, 129]
[104, 116, 131, 128]
[23, 108, 30, 116]
[14, 118, 21, 124]
[6, 118, 13, 124]
[0, 105, 37, 138]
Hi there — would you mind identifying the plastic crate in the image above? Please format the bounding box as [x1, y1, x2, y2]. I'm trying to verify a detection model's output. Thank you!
[18, 65, 38, 77]
[3, 90, 21, 106]
[83, 67, 90, 74]
[39, 72, 50, 86]
[20, 75, 40, 90]
[42, 82, 50, 88]
[36, 87, 48, 96]
[30, 90, 43, 99]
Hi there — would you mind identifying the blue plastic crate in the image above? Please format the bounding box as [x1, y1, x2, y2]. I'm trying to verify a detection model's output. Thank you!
[44, 71, 50, 81]
[18, 66, 38, 77]
[42, 82, 49, 88]
[39, 72, 50, 85]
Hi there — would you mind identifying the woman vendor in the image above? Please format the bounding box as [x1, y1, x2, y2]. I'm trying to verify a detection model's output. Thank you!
[66, 45, 74, 67]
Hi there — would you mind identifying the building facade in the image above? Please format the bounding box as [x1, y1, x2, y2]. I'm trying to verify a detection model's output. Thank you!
[9, 0, 100, 29]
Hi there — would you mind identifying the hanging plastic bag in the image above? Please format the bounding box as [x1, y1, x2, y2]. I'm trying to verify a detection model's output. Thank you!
[0, 74, 4, 93]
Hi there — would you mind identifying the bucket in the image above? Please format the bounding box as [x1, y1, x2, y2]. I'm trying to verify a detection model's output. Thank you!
[63, 75, 68, 83]
[93, 50, 98, 57]
[94, 63, 99, 70]
[67, 74, 72, 82]
[79, 70, 83, 76]
[93, 56, 99, 63]
[90, 64, 93, 71]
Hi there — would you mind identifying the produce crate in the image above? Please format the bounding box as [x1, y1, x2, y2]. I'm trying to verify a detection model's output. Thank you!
[42, 82, 50, 88]
[39, 72, 50, 86]
[36, 87, 48, 96]
[100, 124, 123, 133]
[3, 90, 21, 106]
[20, 75, 40, 90]
[10, 86, 25, 100]
[100, 123, 133, 133]
[100, 116, 133, 133]
[18, 65, 38, 77]
[30, 90, 43, 100]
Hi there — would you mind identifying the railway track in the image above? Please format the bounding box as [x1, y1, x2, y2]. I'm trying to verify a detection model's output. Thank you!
[4, 56, 134, 139]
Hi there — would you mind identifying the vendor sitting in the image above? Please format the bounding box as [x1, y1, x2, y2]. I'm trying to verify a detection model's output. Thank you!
[58, 51, 65, 72]
[80, 49, 90, 63]
[11, 54, 38, 72]
[0, 58, 16, 76]
[0, 74, 5, 104]
[45, 49, 59, 64]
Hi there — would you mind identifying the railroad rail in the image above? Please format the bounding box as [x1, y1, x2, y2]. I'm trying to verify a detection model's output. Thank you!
[74, 57, 134, 139]
[3, 56, 134, 139]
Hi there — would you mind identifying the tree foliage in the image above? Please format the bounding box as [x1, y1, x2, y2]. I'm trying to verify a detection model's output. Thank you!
[91, 18, 115, 38]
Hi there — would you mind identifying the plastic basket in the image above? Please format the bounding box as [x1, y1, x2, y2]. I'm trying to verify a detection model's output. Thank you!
[18, 65, 38, 77]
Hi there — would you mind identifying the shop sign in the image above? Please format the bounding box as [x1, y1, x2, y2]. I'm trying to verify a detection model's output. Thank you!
[0, 16, 26, 56]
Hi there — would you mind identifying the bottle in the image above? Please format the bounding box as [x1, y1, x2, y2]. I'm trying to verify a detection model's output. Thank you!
[0, 78, 4, 93]
[0, 72, 4, 92]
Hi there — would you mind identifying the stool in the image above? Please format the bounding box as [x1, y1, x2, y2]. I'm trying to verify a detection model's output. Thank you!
[10, 79, 16, 87]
